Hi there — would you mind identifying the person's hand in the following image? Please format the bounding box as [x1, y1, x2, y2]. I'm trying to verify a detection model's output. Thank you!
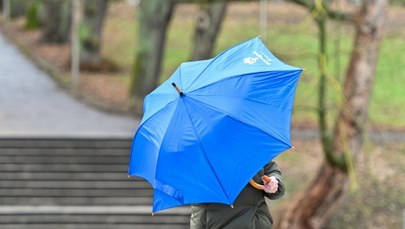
[262, 176, 278, 193]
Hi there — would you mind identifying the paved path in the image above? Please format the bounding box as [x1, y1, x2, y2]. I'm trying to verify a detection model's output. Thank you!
[0, 33, 138, 138]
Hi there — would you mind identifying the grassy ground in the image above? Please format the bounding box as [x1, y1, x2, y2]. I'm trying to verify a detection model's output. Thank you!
[102, 2, 405, 130]
[326, 141, 405, 228]
[272, 139, 405, 229]
[1, 2, 405, 228]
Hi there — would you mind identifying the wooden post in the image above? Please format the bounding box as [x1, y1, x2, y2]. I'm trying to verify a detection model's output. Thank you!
[71, 0, 82, 92]
[259, 0, 268, 43]
[2, 0, 10, 23]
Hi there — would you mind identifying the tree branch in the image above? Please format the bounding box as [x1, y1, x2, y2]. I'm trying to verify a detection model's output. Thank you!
[287, 0, 312, 8]
[286, 0, 354, 22]
[175, 0, 354, 22]
[327, 8, 354, 22]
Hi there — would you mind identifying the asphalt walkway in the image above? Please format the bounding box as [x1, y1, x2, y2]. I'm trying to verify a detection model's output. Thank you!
[0, 33, 138, 138]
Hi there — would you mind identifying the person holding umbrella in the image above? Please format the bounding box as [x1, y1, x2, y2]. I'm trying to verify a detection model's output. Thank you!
[190, 161, 285, 229]
[128, 37, 301, 217]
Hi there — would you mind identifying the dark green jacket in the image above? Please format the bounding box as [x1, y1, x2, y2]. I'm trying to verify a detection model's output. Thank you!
[190, 161, 285, 229]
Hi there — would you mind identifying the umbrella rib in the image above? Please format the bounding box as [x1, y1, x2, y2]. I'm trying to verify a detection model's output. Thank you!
[193, 93, 292, 113]
[180, 99, 233, 205]
[186, 69, 301, 97]
[128, 99, 178, 181]
[187, 95, 292, 148]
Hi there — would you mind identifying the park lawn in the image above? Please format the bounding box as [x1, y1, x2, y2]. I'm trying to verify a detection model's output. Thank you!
[102, 2, 405, 130]
[371, 36, 405, 130]
[272, 139, 405, 228]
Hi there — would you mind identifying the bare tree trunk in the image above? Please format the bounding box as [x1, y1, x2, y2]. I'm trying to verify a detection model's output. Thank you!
[129, 0, 175, 115]
[7, 0, 29, 19]
[276, 0, 387, 228]
[190, 2, 227, 60]
[41, 0, 71, 43]
[2, 0, 10, 23]
[79, 0, 109, 71]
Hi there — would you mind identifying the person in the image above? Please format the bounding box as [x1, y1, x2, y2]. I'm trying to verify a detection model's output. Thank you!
[190, 161, 285, 229]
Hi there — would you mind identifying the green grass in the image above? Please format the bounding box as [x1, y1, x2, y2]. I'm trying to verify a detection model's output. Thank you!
[268, 140, 405, 228]
[326, 142, 405, 228]
[102, 12, 137, 69]
[103, 2, 405, 130]
[371, 36, 405, 129]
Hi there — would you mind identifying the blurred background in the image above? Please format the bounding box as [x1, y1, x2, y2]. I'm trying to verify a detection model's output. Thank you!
[0, 0, 404, 228]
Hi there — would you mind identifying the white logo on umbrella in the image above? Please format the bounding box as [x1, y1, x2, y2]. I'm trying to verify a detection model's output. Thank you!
[244, 51, 272, 65]
[243, 57, 259, 64]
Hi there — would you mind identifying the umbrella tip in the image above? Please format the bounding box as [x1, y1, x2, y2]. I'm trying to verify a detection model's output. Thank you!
[230, 205, 234, 208]
[172, 82, 185, 97]
[291, 146, 295, 149]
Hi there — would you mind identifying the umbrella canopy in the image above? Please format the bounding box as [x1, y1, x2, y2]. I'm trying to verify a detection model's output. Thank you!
[128, 37, 302, 213]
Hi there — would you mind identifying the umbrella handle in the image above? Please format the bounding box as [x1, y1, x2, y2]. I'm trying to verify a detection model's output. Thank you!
[249, 175, 271, 190]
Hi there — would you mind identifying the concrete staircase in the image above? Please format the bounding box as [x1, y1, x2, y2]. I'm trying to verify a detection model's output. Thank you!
[0, 138, 190, 229]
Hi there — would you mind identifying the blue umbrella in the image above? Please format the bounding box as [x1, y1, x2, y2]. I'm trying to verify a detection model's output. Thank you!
[128, 37, 302, 213]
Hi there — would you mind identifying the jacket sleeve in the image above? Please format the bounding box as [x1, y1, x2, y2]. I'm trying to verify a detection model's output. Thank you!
[190, 204, 207, 229]
[263, 161, 285, 200]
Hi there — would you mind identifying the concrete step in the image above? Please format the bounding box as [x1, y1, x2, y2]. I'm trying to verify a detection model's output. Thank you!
[0, 138, 132, 148]
[0, 180, 148, 189]
[0, 172, 132, 181]
[0, 206, 190, 228]
[0, 188, 150, 197]
[0, 163, 127, 172]
[0, 225, 187, 229]
[0, 148, 129, 156]
[0, 138, 190, 227]
[0, 197, 153, 206]
[0, 155, 129, 164]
